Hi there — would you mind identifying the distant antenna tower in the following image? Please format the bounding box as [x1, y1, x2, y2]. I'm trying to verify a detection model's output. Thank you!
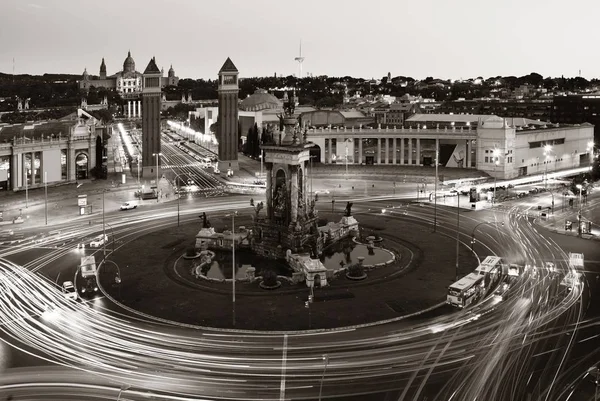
[12, 57, 15, 82]
[294, 41, 305, 79]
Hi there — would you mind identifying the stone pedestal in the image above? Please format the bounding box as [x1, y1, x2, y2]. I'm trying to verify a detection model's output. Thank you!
[195, 227, 217, 250]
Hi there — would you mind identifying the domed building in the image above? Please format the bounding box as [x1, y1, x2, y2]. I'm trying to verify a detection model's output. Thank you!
[79, 52, 179, 95]
[78, 51, 179, 117]
[240, 89, 282, 112]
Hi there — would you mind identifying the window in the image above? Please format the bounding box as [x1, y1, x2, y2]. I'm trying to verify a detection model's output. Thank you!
[485, 156, 489, 163]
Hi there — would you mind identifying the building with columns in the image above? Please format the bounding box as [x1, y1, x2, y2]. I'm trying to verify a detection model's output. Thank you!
[0, 109, 100, 192]
[217, 58, 240, 172]
[304, 114, 594, 179]
[79, 51, 179, 119]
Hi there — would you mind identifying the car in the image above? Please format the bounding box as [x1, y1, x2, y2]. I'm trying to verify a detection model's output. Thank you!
[0, 229, 14, 237]
[61, 281, 78, 300]
[494, 283, 509, 301]
[89, 234, 109, 248]
[120, 202, 138, 210]
[12, 216, 24, 224]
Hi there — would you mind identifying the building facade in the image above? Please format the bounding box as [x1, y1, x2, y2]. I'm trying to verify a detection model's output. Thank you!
[304, 114, 594, 179]
[79, 52, 179, 119]
[0, 109, 99, 191]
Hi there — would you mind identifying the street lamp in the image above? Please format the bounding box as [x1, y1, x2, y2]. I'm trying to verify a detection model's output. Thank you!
[433, 138, 439, 232]
[492, 148, 500, 205]
[172, 173, 189, 227]
[318, 354, 329, 401]
[225, 211, 237, 326]
[102, 189, 108, 259]
[455, 193, 460, 281]
[543, 144, 553, 189]
[588, 141, 595, 172]
[259, 149, 264, 178]
[576, 183, 583, 237]
[103, 221, 115, 255]
[25, 163, 29, 208]
[44, 171, 48, 226]
[152, 152, 162, 203]
[137, 155, 141, 188]
[470, 221, 505, 254]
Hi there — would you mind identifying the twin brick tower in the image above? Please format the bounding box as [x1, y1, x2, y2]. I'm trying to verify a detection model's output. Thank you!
[140, 57, 240, 179]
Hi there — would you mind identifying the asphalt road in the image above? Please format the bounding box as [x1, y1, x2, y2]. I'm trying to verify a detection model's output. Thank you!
[0, 150, 598, 401]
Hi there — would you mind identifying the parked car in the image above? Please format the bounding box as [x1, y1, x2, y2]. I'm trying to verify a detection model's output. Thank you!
[61, 281, 78, 300]
[13, 216, 24, 224]
[120, 202, 138, 210]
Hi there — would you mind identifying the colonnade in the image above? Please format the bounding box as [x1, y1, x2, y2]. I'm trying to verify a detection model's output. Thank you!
[126, 100, 142, 119]
[325, 137, 473, 167]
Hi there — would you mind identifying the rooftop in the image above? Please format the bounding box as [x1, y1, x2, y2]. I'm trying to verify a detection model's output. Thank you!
[406, 113, 549, 127]
[219, 57, 238, 73]
[0, 121, 73, 142]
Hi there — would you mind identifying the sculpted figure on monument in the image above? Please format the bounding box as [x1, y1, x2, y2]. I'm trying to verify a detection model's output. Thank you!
[273, 184, 288, 217]
[201, 212, 212, 228]
[344, 201, 353, 217]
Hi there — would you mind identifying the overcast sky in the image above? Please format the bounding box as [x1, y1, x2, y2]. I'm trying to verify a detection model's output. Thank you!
[0, 0, 596, 80]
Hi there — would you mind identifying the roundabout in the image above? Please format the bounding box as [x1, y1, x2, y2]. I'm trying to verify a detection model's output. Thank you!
[99, 210, 478, 331]
[0, 182, 592, 401]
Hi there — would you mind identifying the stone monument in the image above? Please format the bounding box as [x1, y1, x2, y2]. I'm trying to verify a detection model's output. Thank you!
[252, 90, 323, 260]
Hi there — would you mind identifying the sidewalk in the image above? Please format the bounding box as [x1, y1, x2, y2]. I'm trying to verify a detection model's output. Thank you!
[534, 194, 600, 241]
[0, 173, 142, 228]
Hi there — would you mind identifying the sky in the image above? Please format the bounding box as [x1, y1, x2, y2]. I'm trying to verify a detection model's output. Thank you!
[0, 0, 598, 81]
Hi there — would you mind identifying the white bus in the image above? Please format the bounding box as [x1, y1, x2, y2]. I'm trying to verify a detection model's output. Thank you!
[475, 256, 505, 288]
[447, 273, 486, 308]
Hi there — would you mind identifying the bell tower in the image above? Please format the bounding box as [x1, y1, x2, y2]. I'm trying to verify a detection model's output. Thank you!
[141, 57, 162, 178]
[99, 58, 106, 79]
[217, 57, 239, 172]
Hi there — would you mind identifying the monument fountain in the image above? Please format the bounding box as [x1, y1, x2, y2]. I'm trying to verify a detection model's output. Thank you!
[195, 91, 359, 288]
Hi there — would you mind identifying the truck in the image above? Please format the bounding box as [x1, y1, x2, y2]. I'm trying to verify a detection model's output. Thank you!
[80, 255, 99, 295]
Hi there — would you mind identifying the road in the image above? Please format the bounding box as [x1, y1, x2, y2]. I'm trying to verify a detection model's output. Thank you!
[0, 182, 595, 400]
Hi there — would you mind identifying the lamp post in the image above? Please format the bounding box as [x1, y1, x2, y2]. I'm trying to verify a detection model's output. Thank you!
[344, 139, 352, 179]
[433, 138, 439, 232]
[226, 211, 237, 326]
[588, 141, 595, 172]
[44, 171, 48, 226]
[260, 149, 264, 178]
[576, 184, 583, 237]
[470, 221, 504, 254]
[318, 354, 329, 401]
[455, 194, 460, 281]
[309, 155, 316, 202]
[137, 155, 141, 188]
[102, 189, 107, 259]
[172, 173, 188, 227]
[25, 163, 29, 208]
[152, 152, 162, 203]
[103, 221, 115, 255]
[492, 148, 500, 205]
[543, 144, 553, 189]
